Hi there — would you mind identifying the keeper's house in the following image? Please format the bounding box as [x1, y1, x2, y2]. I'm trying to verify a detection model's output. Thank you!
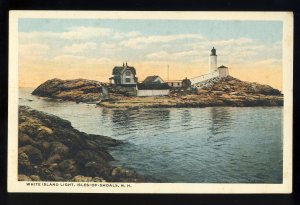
[109, 62, 138, 86]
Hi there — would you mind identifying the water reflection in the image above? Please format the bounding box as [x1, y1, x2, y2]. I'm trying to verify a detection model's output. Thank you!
[99, 108, 111, 125]
[209, 107, 233, 135]
[107, 108, 171, 137]
[180, 109, 192, 124]
[110, 109, 136, 128]
[142, 108, 170, 123]
[144, 109, 171, 130]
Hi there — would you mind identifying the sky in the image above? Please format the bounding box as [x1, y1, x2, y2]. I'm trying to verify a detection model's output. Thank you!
[18, 18, 283, 89]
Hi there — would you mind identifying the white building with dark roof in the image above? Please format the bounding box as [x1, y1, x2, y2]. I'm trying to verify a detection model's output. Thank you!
[109, 62, 138, 85]
[137, 75, 170, 97]
[136, 83, 170, 97]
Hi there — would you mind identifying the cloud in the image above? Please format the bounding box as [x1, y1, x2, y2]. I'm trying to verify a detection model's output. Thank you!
[185, 38, 282, 65]
[60, 26, 111, 40]
[19, 43, 50, 56]
[19, 43, 50, 62]
[253, 58, 282, 66]
[19, 31, 60, 43]
[92, 57, 113, 64]
[120, 34, 203, 49]
[214, 38, 256, 46]
[51, 54, 113, 66]
[190, 38, 257, 51]
[98, 33, 203, 50]
[100, 42, 119, 49]
[142, 37, 265, 64]
[62, 42, 97, 54]
[113, 31, 141, 39]
[146, 50, 200, 61]
[144, 36, 283, 67]
[146, 51, 169, 59]
[52, 54, 88, 62]
[19, 26, 112, 42]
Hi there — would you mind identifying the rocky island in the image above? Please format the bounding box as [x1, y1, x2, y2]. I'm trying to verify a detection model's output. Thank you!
[32, 78, 106, 103]
[18, 105, 155, 182]
[100, 76, 283, 108]
[32, 76, 283, 108]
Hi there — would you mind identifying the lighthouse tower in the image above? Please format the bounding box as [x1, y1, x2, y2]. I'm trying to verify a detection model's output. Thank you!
[209, 47, 217, 73]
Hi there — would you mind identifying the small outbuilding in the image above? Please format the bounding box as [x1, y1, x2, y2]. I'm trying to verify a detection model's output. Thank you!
[166, 80, 182, 88]
[181, 78, 192, 89]
[136, 83, 170, 97]
[218, 65, 229, 78]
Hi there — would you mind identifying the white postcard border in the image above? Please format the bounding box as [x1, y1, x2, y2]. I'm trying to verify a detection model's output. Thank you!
[8, 11, 293, 193]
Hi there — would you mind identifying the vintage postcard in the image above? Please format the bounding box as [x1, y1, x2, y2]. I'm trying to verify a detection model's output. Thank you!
[8, 11, 293, 193]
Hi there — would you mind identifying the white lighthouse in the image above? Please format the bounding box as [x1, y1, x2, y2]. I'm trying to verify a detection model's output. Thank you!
[209, 47, 217, 73]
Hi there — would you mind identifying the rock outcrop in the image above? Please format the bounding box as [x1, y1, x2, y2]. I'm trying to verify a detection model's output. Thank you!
[194, 76, 282, 96]
[32, 78, 106, 103]
[18, 106, 155, 182]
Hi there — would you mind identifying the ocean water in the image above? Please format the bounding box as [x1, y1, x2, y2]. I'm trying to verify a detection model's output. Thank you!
[19, 88, 283, 183]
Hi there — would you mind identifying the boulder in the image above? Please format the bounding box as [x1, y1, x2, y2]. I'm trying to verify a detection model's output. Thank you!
[196, 89, 209, 94]
[58, 159, 79, 176]
[92, 177, 106, 182]
[19, 132, 35, 146]
[110, 167, 145, 182]
[48, 141, 69, 156]
[76, 149, 113, 163]
[72, 175, 106, 182]
[18, 152, 31, 171]
[45, 154, 62, 164]
[36, 126, 53, 139]
[212, 91, 223, 95]
[83, 161, 111, 178]
[19, 145, 43, 164]
[18, 174, 32, 181]
[72, 175, 93, 182]
[30, 175, 41, 181]
[246, 83, 281, 95]
[221, 94, 231, 99]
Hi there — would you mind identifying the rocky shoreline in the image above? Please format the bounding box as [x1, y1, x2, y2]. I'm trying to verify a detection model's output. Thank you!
[18, 105, 157, 182]
[98, 94, 283, 109]
[31, 76, 283, 108]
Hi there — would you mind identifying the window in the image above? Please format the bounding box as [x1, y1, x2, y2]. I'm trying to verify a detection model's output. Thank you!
[171, 83, 174, 86]
[125, 71, 131, 76]
[125, 78, 131, 83]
